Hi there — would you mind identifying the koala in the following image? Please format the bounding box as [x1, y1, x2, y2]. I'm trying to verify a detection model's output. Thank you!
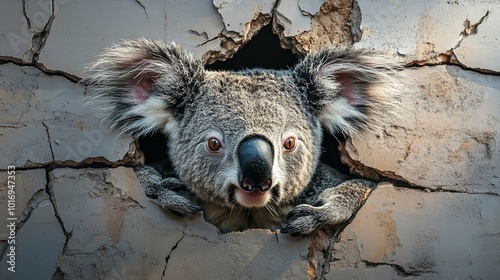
[83, 39, 402, 236]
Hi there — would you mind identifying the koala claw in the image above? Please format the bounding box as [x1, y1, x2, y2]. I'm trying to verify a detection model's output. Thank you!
[160, 177, 189, 192]
[282, 203, 347, 236]
[150, 181, 202, 216]
[282, 204, 326, 236]
[134, 165, 201, 216]
[155, 188, 202, 216]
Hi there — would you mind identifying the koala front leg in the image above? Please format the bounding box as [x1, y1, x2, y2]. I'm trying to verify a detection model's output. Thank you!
[282, 176, 375, 237]
[134, 165, 202, 216]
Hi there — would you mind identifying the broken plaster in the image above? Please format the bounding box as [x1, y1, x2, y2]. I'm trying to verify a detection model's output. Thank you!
[204, 0, 358, 63]
[297, 0, 324, 17]
[273, 0, 357, 54]
[341, 139, 500, 196]
[407, 10, 499, 75]
[201, 0, 277, 64]
[22, 0, 56, 64]
[452, 10, 489, 49]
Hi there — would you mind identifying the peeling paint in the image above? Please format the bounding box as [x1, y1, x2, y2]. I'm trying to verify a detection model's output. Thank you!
[274, 0, 356, 54]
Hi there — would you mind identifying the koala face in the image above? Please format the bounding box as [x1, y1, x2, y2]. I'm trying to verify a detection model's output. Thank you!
[170, 71, 322, 208]
[83, 39, 402, 211]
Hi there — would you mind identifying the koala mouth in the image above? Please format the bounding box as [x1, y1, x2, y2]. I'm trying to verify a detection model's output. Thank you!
[234, 187, 272, 208]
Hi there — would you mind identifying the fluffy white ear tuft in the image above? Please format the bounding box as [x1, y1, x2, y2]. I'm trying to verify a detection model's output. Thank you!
[82, 39, 204, 137]
[293, 46, 404, 137]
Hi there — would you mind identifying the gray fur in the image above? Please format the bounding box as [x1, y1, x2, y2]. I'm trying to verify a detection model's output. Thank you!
[83, 39, 403, 235]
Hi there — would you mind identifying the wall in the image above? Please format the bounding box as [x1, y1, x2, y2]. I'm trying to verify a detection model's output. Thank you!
[0, 0, 499, 279]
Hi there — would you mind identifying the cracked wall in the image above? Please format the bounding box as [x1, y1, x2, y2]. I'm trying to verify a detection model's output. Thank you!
[0, 0, 499, 279]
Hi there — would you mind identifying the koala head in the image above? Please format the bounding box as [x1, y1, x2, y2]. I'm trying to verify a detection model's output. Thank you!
[84, 39, 401, 209]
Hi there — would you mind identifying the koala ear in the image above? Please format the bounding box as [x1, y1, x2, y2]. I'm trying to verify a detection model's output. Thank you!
[82, 39, 204, 137]
[293, 47, 403, 136]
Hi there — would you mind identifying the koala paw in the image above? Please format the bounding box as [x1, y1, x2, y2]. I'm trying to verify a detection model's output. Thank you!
[281, 202, 346, 237]
[154, 185, 202, 216]
[134, 165, 202, 216]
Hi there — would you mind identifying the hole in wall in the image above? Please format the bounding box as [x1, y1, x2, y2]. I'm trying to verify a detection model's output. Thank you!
[205, 24, 296, 70]
[320, 130, 350, 175]
[139, 23, 349, 175]
[138, 133, 169, 164]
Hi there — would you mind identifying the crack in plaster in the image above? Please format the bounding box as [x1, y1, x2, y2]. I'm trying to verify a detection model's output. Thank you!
[323, 187, 375, 278]
[45, 169, 73, 279]
[45, 169, 69, 235]
[340, 142, 499, 196]
[351, 0, 362, 43]
[406, 58, 500, 76]
[195, 29, 224, 48]
[42, 121, 55, 161]
[296, 0, 323, 17]
[133, 0, 149, 22]
[361, 260, 437, 277]
[0, 189, 49, 258]
[189, 29, 210, 41]
[0, 59, 80, 83]
[317, 233, 334, 278]
[0, 156, 141, 172]
[51, 266, 65, 280]
[22, 0, 33, 31]
[406, 10, 499, 76]
[22, 0, 57, 63]
[161, 234, 185, 280]
[272, 0, 358, 55]
[453, 10, 489, 50]
[203, 0, 279, 64]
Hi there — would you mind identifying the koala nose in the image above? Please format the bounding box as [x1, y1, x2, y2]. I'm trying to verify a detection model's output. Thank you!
[237, 136, 274, 192]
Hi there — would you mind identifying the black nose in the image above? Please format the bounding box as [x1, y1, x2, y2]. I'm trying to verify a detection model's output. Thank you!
[237, 136, 274, 192]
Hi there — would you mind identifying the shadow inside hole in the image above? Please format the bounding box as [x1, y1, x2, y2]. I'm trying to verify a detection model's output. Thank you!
[138, 134, 169, 164]
[205, 24, 296, 71]
[138, 23, 349, 175]
[320, 130, 350, 175]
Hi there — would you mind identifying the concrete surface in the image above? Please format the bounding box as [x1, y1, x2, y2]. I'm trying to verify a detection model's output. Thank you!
[345, 66, 500, 194]
[357, 0, 499, 72]
[0, 0, 499, 279]
[47, 167, 308, 279]
[0, 198, 65, 280]
[331, 184, 500, 279]
[0, 63, 139, 167]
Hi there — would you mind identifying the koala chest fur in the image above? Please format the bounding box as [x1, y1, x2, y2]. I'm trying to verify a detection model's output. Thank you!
[84, 39, 402, 236]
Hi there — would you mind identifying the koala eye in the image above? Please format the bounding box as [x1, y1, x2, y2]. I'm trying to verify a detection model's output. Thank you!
[283, 137, 297, 152]
[207, 137, 222, 153]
